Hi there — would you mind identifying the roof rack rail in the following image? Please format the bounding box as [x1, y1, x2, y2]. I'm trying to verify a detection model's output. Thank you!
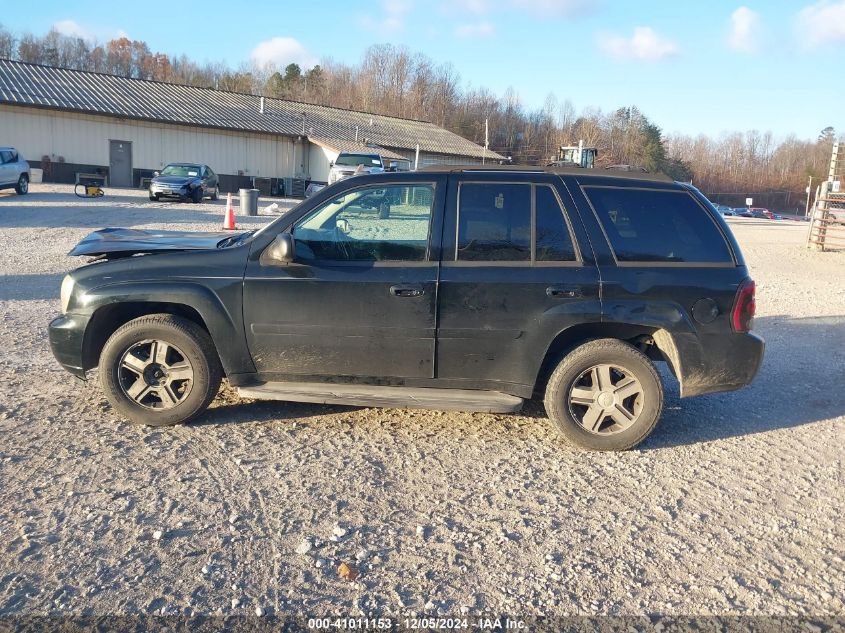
[417, 164, 673, 182]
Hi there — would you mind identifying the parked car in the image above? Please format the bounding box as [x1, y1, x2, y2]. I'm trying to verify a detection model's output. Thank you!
[149, 163, 219, 203]
[49, 167, 764, 452]
[737, 208, 753, 217]
[0, 146, 30, 195]
[714, 205, 735, 216]
[748, 207, 775, 220]
[328, 152, 385, 185]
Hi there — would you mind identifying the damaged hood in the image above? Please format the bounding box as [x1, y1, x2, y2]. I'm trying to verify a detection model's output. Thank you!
[68, 227, 247, 257]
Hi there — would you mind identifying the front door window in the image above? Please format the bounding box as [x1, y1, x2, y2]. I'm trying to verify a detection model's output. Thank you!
[293, 184, 435, 262]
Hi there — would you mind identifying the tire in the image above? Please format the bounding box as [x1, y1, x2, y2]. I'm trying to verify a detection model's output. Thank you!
[191, 187, 203, 203]
[98, 314, 222, 427]
[544, 338, 663, 451]
[210, 187, 219, 201]
[15, 174, 29, 195]
[149, 191, 159, 201]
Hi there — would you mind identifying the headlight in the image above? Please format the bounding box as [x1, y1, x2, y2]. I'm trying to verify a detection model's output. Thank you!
[60, 275, 75, 314]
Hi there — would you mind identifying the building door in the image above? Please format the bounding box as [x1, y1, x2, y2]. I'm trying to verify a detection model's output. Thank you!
[109, 140, 132, 187]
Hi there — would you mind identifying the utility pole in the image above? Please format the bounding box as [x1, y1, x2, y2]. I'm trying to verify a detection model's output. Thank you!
[483, 118, 489, 165]
[805, 175, 813, 219]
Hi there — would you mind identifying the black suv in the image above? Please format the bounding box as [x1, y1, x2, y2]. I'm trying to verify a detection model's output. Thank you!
[49, 167, 763, 451]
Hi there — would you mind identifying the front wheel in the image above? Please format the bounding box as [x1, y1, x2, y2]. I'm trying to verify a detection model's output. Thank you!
[191, 187, 203, 203]
[149, 191, 159, 201]
[15, 174, 29, 195]
[544, 339, 663, 451]
[99, 314, 222, 426]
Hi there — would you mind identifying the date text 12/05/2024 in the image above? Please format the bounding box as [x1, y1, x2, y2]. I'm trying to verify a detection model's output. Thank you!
[307, 618, 527, 630]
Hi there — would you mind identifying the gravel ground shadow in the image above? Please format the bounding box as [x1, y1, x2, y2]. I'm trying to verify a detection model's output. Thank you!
[642, 314, 845, 449]
[0, 273, 65, 301]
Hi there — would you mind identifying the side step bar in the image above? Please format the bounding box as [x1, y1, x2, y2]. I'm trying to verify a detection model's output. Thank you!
[238, 382, 524, 413]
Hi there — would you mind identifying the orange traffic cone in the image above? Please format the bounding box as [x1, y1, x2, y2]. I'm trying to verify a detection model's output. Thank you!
[223, 192, 237, 230]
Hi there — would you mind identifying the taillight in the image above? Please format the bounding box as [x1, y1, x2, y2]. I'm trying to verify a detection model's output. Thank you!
[731, 278, 756, 332]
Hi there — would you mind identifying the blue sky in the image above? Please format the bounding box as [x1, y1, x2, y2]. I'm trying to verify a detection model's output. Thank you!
[3, 0, 844, 139]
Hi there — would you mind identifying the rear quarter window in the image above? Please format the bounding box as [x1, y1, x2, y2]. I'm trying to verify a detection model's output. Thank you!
[583, 187, 733, 264]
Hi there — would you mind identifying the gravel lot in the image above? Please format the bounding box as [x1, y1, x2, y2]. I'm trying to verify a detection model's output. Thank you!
[0, 184, 843, 619]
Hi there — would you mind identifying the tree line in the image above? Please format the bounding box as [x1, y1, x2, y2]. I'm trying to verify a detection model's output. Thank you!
[0, 23, 839, 212]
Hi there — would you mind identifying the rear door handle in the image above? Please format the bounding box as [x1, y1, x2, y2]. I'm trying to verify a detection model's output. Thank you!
[390, 284, 424, 298]
[546, 286, 582, 298]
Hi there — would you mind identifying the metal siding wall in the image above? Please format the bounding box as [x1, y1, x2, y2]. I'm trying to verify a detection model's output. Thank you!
[0, 105, 295, 177]
[308, 144, 336, 183]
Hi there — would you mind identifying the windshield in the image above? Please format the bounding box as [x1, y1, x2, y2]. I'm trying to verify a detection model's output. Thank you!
[335, 154, 382, 167]
[160, 164, 201, 177]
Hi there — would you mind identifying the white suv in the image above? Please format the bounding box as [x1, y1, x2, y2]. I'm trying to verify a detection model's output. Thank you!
[0, 147, 31, 195]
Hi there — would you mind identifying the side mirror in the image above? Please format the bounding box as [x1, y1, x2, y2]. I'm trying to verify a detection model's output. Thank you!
[153, 171, 160, 177]
[329, 161, 334, 167]
[265, 233, 295, 264]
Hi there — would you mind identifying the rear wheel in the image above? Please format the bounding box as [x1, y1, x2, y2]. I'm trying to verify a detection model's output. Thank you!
[99, 314, 222, 426]
[544, 338, 663, 451]
[15, 174, 28, 195]
[210, 186, 219, 201]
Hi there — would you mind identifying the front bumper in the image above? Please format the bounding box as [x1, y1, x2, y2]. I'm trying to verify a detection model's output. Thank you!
[150, 183, 189, 197]
[48, 314, 88, 379]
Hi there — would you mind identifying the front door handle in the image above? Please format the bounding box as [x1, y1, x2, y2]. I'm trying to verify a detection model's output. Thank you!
[390, 284, 424, 298]
[546, 286, 582, 298]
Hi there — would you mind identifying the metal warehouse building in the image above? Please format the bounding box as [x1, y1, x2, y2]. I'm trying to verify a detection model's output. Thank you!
[0, 59, 502, 195]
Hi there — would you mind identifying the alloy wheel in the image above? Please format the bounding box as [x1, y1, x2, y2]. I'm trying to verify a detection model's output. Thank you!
[118, 339, 194, 410]
[567, 363, 644, 435]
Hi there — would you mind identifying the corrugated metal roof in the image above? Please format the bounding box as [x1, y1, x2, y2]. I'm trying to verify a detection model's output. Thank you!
[0, 59, 503, 161]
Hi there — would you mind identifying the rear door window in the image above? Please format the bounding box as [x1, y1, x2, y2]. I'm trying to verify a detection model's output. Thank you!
[457, 183, 531, 261]
[583, 187, 733, 264]
[455, 182, 578, 263]
[535, 185, 577, 261]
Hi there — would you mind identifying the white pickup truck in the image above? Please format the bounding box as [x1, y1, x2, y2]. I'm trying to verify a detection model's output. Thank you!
[328, 152, 385, 185]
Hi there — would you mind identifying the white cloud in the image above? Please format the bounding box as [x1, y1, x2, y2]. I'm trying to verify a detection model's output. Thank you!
[797, 1, 845, 46]
[455, 21, 496, 37]
[52, 19, 128, 42]
[250, 37, 317, 70]
[511, 0, 593, 17]
[597, 26, 679, 61]
[454, 0, 491, 13]
[52, 19, 90, 39]
[361, 0, 414, 33]
[728, 6, 760, 52]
